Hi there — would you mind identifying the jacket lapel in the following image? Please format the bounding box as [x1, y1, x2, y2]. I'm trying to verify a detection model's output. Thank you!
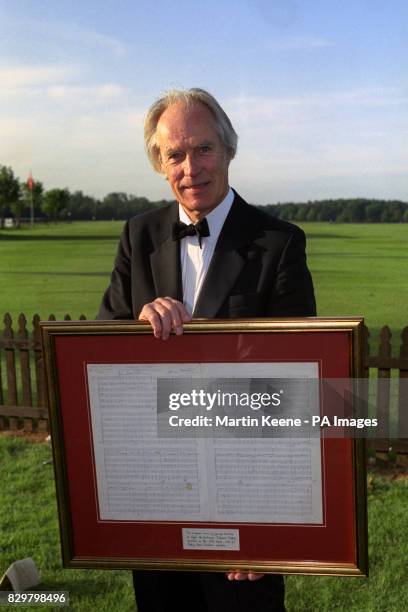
[193, 193, 263, 318]
[149, 205, 183, 302]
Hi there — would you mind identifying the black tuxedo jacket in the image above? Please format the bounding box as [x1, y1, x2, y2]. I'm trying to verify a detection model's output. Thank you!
[98, 191, 316, 320]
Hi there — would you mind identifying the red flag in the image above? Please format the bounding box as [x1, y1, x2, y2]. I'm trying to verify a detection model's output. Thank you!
[27, 172, 34, 191]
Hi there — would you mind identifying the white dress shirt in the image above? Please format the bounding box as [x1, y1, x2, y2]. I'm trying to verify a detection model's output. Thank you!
[179, 188, 234, 315]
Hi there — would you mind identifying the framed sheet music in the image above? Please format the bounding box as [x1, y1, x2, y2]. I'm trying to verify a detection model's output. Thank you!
[41, 318, 368, 576]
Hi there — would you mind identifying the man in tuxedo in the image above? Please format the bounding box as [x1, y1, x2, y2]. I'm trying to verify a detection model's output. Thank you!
[98, 88, 316, 611]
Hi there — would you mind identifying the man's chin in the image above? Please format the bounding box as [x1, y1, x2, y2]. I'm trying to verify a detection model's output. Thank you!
[180, 194, 211, 211]
[178, 198, 217, 221]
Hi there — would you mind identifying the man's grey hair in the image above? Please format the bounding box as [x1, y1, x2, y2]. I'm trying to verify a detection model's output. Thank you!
[144, 88, 238, 173]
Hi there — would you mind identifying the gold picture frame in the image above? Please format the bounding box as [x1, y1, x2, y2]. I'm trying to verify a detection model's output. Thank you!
[41, 317, 367, 576]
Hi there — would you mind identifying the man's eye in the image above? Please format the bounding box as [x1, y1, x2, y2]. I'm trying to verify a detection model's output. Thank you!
[200, 146, 211, 154]
[168, 152, 182, 161]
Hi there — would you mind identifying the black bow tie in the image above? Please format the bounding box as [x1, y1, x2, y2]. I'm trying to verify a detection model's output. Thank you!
[172, 218, 210, 248]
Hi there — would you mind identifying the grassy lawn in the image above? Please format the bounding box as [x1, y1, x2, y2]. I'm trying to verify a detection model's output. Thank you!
[286, 471, 408, 611]
[0, 222, 124, 322]
[1, 220, 407, 352]
[0, 435, 135, 612]
[1, 435, 407, 611]
[1, 220, 407, 610]
[303, 222, 408, 352]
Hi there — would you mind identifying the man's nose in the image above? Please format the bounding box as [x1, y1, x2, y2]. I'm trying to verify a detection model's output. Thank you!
[183, 153, 200, 176]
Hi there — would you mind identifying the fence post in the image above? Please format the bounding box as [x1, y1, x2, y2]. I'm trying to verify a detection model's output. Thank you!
[0, 333, 3, 429]
[376, 326, 391, 452]
[32, 315, 45, 407]
[361, 325, 370, 412]
[3, 313, 18, 430]
[32, 314, 48, 432]
[18, 313, 33, 432]
[398, 327, 408, 453]
[37, 314, 57, 430]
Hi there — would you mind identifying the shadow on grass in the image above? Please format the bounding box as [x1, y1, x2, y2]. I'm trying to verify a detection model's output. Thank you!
[305, 233, 355, 239]
[40, 574, 132, 593]
[1, 271, 109, 277]
[313, 253, 408, 259]
[0, 234, 120, 241]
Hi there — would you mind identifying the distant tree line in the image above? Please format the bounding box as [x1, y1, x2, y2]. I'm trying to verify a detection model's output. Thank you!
[0, 165, 174, 227]
[262, 199, 408, 223]
[1, 164, 407, 226]
[68, 190, 174, 220]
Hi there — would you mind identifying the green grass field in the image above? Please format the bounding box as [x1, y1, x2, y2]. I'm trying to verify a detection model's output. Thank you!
[305, 222, 408, 351]
[1, 220, 407, 351]
[1, 436, 407, 612]
[1, 222, 408, 610]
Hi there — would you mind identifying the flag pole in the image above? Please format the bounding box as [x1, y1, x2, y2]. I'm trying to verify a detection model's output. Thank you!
[27, 171, 34, 229]
[30, 189, 34, 229]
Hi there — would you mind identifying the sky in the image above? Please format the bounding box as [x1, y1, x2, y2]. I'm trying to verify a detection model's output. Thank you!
[1, 0, 407, 204]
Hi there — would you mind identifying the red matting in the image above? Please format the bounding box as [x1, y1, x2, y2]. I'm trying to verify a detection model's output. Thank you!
[52, 329, 357, 568]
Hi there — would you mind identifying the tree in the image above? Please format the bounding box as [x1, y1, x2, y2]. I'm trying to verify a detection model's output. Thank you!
[306, 206, 318, 222]
[0, 165, 20, 228]
[9, 197, 25, 228]
[380, 206, 392, 223]
[294, 205, 308, 222]
[42, 188, 70, 221]
[21, 179, 44, 219]
[365, 202, 382, 222]
[347, 200, 366, 222]
[9, 179, 45, 228]
[68, 190, 98, 220]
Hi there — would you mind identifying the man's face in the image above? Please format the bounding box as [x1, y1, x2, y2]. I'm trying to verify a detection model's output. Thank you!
[155, 102, 230, 221]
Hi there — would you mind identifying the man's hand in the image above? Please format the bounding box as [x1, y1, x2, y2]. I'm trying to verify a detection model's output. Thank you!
[226, 572, 265, 581]
[138, 297, 191, 340]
